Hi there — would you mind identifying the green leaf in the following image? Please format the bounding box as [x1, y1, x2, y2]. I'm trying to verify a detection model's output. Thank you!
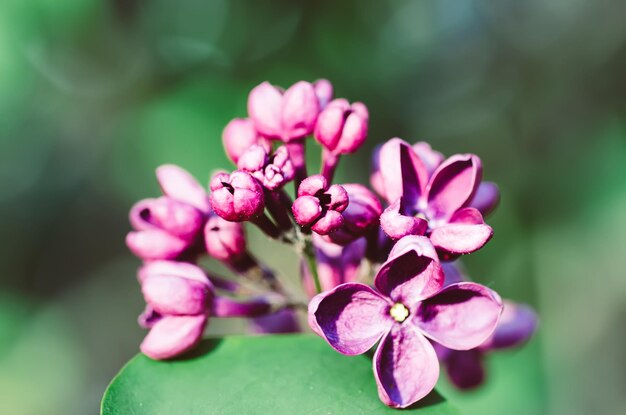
[102, 334, 459, 414]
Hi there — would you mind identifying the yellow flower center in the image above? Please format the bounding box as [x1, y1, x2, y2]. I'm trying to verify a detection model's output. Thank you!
[389, 303, 410, 323]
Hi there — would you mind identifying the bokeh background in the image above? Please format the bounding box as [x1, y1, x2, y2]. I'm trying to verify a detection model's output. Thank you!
[1, 1, 625, 414]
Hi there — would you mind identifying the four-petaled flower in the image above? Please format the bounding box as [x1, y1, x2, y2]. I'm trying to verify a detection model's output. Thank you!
[376, 138, 494, 258]
[308, 235, 503, 408]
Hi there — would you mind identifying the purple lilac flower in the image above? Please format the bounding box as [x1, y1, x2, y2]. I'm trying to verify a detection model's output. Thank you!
[315, 99, 369, 182]
[222, 118, 271, 164]
[209, 171, 265, 222]
[156, 164, 212, 213]
[247, 80, 321, 187]
[292, 174, 349, 235]
[138, 261, 276, 360]
[247, 81, 320, 143]
[204, 214, 248, 269]
[308, 236, 502, 408]
[436, 301, 538, 389]
[315, 99, 369, 154]
[372, 141, 500, 219]
[323, 183, 382, 245]
[237, 145, 295, 191]
[126, 165, 210, 261]
[138, 261, 214, 360]
[376, 138, 494, 258]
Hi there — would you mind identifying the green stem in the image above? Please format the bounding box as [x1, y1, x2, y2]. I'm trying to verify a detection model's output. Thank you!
[304, 239, 322, 294]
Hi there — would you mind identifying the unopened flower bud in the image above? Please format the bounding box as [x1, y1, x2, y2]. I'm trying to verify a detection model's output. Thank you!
[247, 81, 320, 142]
[156, 164, 211, 213]
[209, 171, 265, 222]
[315, 99, 369, 154]
[204, 214, 247, 262]
[238, 145, 294, 190]
[292, 175, 348, 235]
[222, 118, 271, 164]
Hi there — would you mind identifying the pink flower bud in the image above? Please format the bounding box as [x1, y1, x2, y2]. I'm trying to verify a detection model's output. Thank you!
[313, 79, 334, 109]
[324, 184, 382, 245]
[247, 81, 320, 142]
[156, 164, 210, 213]
[237, 145, 295, 190]
[126, 196, 205, 261]
[126, 229, 188, 260]
[314, 99, 369, 154]
[137, 261, 214, 360]
[292, 174, 348, 235]
[222, 118, 271, 164]
[129, 197, 204, 240]
[209, 171, 265, 221]
[203, 213, 247, 262]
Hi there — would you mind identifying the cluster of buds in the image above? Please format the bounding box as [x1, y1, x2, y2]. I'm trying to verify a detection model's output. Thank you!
[125, 79, 537, 409]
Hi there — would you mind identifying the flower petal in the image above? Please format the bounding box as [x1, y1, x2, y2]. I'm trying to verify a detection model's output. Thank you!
[138, 260, 211, 286]
[308, 283, 392, 355]
[156, 165, 210, 213]
[373, 325, 440, 408]
[412, 142, 444, 176]
[247, 82, 283, 138]
[442, 262, 465, 286]
[380, 199, 428, 240]
[415, 282, 503, 350]
[140, 315, 207, 360]
[426, 154, 482, 220]
[468, 181, 500, 217]
[483, 301, 538, 350]
[281, 81, 319, 141]
[142, 275, 211, 316]
[430, 222, 493, 256]
[311, 210, 344, 235]
[445, 349, 485, 390]
[126, 230, 188, 260]
[379, 138, 428, 205]
[130, 197, 204, 239]
[375, 236, 444, 304]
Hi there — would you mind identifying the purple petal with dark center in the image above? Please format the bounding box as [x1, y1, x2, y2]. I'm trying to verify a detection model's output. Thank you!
[375, 236, 443, 304]
[415, 282, 503, 350]
[380, 199, 428, 240]
[379, 138, 428, 205]
[426, 154, 482, 220]
[373, 325, 440, 408]
[308, 283, 392, 355]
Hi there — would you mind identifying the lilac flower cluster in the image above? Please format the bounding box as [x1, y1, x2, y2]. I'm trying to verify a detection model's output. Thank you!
[125, 79, 537, 408]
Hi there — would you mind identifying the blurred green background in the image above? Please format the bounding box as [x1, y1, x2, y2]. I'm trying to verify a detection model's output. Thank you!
[1, 0, 625, 414]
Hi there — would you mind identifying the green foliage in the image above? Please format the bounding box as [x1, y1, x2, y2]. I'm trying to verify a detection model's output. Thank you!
[102, 334, 459, 414]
